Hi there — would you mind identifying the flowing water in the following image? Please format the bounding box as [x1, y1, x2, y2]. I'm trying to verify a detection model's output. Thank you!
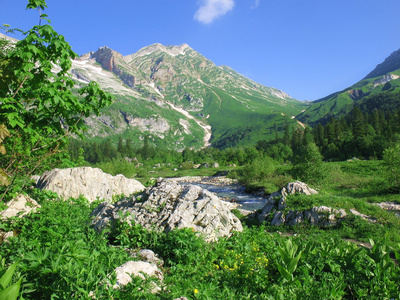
[178, 180, 266, 211]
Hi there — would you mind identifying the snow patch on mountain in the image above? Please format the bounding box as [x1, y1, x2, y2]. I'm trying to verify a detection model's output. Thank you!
[166, 102, 212, 148]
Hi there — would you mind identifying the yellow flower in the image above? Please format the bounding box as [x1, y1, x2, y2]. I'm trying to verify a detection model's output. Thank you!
[194, 289, 199, 294]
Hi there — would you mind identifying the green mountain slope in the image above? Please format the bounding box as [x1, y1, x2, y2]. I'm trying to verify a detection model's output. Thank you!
[72, 43, 307, 149]
[297, 49, 400, 125]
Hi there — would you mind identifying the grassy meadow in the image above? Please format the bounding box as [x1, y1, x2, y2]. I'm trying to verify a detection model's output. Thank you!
[1, 159, 400, 299]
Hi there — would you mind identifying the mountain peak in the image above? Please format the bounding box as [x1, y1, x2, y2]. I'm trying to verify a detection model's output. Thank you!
[363, 48, 400, 80]
[128, 43, 191, 59]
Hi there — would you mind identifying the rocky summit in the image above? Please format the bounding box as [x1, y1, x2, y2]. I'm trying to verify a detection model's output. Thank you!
[70, 43, 307, 150]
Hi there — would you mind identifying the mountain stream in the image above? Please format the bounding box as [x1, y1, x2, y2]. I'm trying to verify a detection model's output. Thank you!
[173, 176, 265, 211]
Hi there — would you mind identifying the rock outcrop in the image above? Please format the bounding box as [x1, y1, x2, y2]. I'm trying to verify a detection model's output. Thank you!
[258, 181, 347, 226]
[113, 261, 163, 292]
[90, 178, 242, 241]
[36, 167, 145, 203]
[0, 194, 41, 243]
[0, 194, 41, 220]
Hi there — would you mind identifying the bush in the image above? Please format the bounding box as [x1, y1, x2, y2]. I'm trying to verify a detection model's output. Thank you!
[382, 143, 400, 190]
[291, 142, 328, 184]
[95, 158, 137, 178]
[180, 161, 194, 170]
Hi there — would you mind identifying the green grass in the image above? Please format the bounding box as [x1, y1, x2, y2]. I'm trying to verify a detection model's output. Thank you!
[1, 159, 400, 298]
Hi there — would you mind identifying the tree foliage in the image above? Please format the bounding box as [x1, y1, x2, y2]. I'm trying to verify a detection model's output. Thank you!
[0, 0, 113, 194]
[382, 143, 400, 190]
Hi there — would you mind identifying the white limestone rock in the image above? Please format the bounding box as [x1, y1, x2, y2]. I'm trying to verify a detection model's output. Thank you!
[113, 261, 163, 292]
[0, 194, 41, 220]
[91, 178, 243, 242]
[36, 167, 145, 203]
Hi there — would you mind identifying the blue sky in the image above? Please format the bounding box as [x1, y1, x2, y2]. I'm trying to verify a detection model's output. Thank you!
[1, 0, 400, 101]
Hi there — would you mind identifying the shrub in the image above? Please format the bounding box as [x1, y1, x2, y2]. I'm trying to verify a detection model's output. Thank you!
[382, 143, 400, 190]
[180, 161, 194, 170]
[291, 142, 328, 184]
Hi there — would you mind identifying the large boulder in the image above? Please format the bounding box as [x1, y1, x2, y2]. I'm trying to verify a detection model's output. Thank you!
[90, 178, 243, 242]
[36, 167, 145, 202]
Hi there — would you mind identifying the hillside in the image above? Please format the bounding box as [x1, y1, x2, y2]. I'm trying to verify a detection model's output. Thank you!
[71, 43, 307, 150]
[297, 48, 400, 125]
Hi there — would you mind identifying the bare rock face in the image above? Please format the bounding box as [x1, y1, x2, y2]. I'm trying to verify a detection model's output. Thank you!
[36, 167, 145, 203]
[0, 194, 41, 220]
[90, 179, 243, 242]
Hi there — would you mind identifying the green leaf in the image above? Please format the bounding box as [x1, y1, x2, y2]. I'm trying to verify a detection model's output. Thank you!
[0, 278, 21, 300]
[26, 0, 47, 10]
[0, 262, 17, 290]
[276, 264, 293, 282]
[287, 251, 302, 274]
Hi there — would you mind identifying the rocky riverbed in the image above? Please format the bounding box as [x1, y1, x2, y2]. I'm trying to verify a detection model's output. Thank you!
[168, 175, 266, 212]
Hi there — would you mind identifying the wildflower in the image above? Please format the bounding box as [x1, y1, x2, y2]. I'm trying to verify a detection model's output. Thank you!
[194, 289, 199, 294]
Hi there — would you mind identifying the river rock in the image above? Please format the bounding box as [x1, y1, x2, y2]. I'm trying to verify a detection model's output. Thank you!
[36, 167, 145, 202]
[91, 178, 243, 241]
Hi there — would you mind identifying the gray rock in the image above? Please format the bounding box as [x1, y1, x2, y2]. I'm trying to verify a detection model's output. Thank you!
[91, 179, 243, 242]
[282, 181, 318, 196]
[0, 231, 15, 243]
[138, 249, 163, 266]
[271, 211, 285, 226]
[304, 206, 347, 226]
[258, 182, 347, 226]
[259, 182, 318, 222]
[286, 210, 304, 226]
[0, 194, 41, 220]
[374, 202, 400, 211]
[30, 175, 41, 184]
[350, 209, 376, 223]
[36, 167, 145, 203]
[113, 261, 163, 292]
[277, 197, 287, 211]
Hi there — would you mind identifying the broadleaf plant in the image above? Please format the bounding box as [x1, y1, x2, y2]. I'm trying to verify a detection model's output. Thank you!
[0, 0, 113, 198]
